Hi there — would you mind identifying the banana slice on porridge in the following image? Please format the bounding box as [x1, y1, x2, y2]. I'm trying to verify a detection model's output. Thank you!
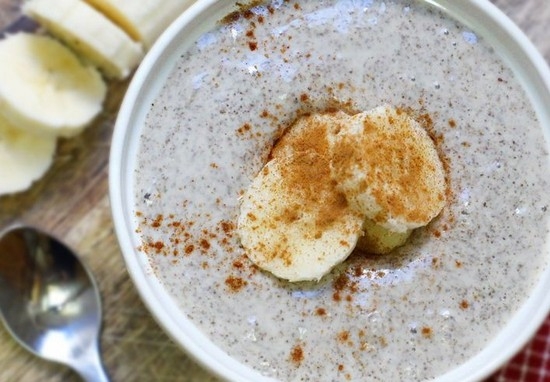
[238, 105, 446, 281]
[238, 146, 364, 282]
[356, 218, 412, 255]
[331, 105, 446, 233]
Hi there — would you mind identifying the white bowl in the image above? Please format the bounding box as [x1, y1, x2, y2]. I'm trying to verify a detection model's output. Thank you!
[110, 1, 550, 381]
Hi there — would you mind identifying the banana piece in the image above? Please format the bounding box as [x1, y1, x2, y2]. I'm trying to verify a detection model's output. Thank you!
[0, 33, 106, 137]
[0, 113, 57, 195]
[23, 0, 144, 80]
[356, 219, 412, 255]
[84, 0, 195, 48]
[238, 155, 363, 282]
[330, 105, 446, 233]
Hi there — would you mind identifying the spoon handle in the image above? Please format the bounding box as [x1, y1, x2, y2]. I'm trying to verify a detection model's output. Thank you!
[72, 342, 110, 382]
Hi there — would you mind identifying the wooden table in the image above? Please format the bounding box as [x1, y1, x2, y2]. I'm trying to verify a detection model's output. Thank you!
[0, 1, 548, 381]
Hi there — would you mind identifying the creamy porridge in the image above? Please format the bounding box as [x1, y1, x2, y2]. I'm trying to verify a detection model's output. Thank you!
[132, 0, 550, 380]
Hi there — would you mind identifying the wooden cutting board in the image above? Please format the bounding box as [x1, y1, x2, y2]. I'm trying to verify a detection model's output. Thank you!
[0, 1, 549, 381]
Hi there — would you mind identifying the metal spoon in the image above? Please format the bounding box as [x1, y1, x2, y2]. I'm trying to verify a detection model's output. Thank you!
[0, 226, 109, 382]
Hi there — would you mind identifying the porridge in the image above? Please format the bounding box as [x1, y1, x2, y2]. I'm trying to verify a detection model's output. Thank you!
[132, 0, 550, 380]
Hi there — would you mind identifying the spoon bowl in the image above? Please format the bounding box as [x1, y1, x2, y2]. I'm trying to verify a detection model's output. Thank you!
[0, 226, 109, 382]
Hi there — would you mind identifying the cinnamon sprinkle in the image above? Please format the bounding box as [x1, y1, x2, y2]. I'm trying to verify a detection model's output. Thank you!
[271, 112, 355, 233]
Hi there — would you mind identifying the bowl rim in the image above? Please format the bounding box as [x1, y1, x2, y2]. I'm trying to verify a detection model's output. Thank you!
[109, 0, 550, 381]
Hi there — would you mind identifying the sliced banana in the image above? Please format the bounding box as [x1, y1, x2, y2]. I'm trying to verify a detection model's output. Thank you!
[0, 33, 107, 137]
[23, 0, 144, 80]
[330, 105, 446, 233]
[238, 154, 363, 282]
[356, 218, 412, 255]
[239, 106, 446, 281]
[84, 0, 195, 48]
[0, 113, 57, 196]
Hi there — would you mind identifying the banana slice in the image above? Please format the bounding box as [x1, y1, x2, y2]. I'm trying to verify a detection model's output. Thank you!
[0, 33, 106, 137]
[0, 113, 57, 196]
[330, 105, 446, 233]
[356, 218, 412, 255]
[23, 0, 144, 80]
[238, 154, 363, 282]
[84, 0, 195, 48]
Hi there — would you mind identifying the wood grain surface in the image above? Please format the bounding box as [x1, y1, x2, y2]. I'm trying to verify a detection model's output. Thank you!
[0, 1, 548, 381]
